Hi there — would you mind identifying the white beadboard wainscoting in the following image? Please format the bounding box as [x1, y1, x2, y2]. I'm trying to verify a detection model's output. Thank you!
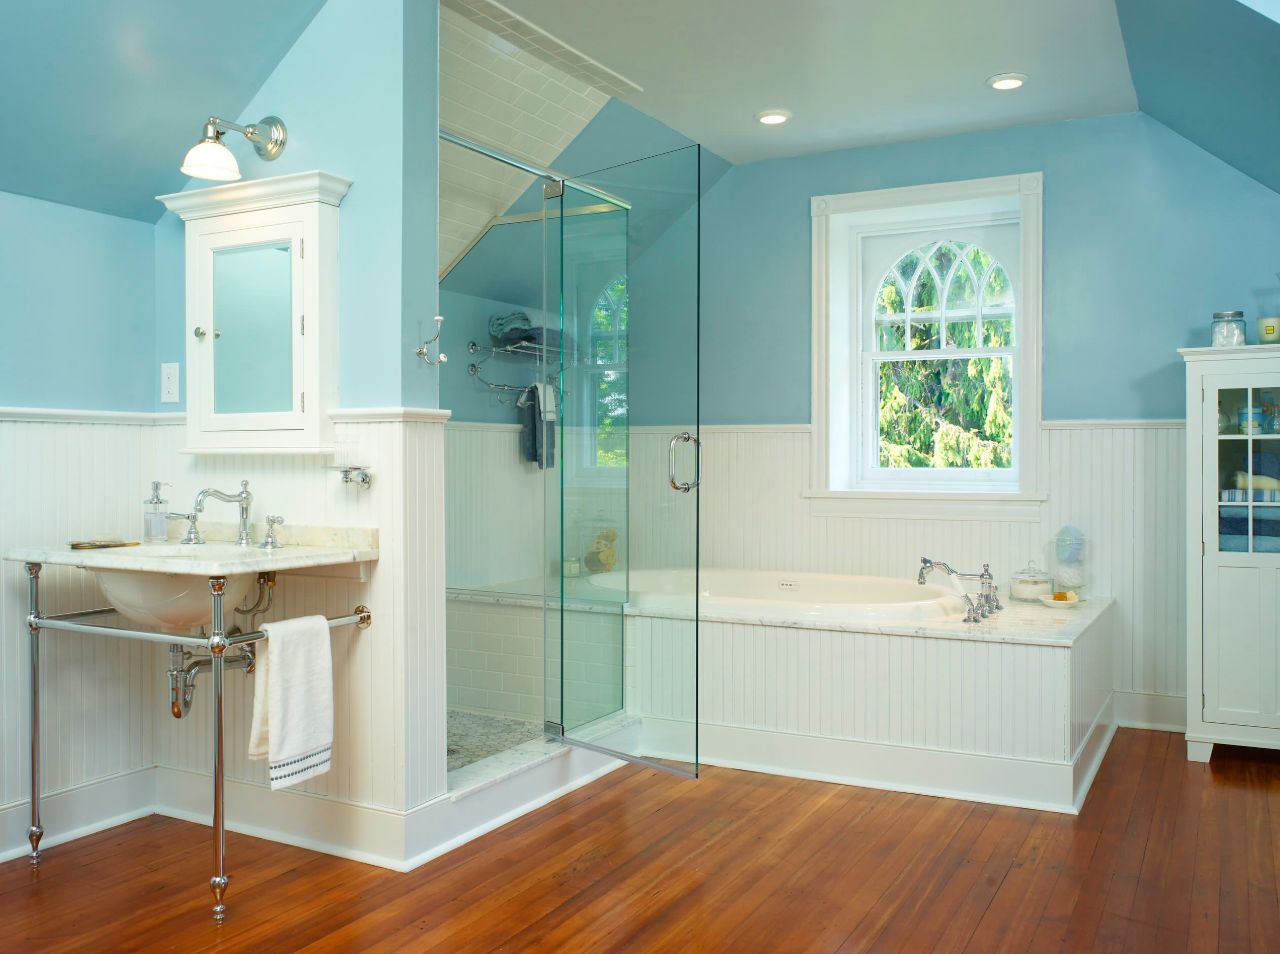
[452, 420, 1186, 725]
[0, 411, 461, 867]
[636, 603, 1116, 812]
[0, 418, 158, 859]
[630, 421, 1187, 722]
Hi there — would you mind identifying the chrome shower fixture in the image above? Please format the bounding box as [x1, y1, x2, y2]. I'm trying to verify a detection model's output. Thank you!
[180, 115, 288, 182]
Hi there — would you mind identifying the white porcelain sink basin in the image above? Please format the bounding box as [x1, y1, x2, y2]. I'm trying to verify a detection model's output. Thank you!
[94, 566, 255, 631]
[4, 540, 380, 632]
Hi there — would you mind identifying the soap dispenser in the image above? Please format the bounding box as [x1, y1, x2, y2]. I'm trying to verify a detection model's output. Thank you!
[143, 481, 170, 543]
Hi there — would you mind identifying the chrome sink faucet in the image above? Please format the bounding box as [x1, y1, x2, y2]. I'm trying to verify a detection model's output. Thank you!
[180, 480, 254, 546]
[918, 557, 1003, 623]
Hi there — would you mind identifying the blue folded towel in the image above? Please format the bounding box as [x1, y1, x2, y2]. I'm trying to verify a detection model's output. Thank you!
[489, 311, 532, 340]
[1222, 489, 1280, 502]
[1220, 534, 1280, 553]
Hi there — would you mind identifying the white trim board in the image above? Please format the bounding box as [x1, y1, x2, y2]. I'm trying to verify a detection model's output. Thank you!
[0, 768, 156, 864]
[0, 408, 184, 425]
[1113, 691, 1187, 732]
[645, 704, 1115, 814]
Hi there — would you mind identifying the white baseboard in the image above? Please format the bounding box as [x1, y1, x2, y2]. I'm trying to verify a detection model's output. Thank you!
[1114, 691, 1186, 731]
[0, 768, 156, 863]
[402, 741, 630, 871]
[1072, 695, 1117, 811]
[153, 766, 415, 870]
[648, 715, 1115, 814]
[151, 722, 639, 872]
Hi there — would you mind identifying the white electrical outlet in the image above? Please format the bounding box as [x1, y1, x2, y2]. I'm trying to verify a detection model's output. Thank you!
[160, 363, 180, 403]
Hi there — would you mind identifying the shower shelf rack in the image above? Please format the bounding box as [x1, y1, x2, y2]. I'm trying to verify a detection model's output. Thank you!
[466, 339, 561, 395]
[467, 339, 554, 361]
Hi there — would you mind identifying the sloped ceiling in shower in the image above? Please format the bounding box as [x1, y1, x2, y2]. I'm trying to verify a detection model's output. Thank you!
[438, 5, 609, 276]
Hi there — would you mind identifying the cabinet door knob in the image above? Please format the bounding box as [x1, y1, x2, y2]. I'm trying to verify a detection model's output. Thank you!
[193, 327, 222, 340]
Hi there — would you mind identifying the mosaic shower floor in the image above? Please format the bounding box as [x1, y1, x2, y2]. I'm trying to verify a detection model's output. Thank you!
[447, 708, 544, 773]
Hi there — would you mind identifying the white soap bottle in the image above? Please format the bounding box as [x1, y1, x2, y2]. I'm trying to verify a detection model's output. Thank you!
[143, 481, 170, 543]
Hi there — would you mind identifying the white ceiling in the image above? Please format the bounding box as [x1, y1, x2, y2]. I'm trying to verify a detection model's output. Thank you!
[496, 0, 1139, 164]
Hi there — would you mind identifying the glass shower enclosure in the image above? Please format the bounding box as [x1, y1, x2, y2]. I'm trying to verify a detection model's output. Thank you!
[441, 131, 701, 779]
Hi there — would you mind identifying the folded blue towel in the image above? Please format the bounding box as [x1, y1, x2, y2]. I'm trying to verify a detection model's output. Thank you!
[489, 311, 532, 341]
[1222, 489, 1280, 502]
[1220, 506, 1280, 524]
[1220, 534, 1280, 553]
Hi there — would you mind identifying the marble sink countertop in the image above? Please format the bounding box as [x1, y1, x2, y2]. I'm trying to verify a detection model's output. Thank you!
[6, 523, 378, 576]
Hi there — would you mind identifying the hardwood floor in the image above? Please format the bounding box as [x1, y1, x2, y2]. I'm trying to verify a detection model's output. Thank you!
[4, 728, 1279, 952]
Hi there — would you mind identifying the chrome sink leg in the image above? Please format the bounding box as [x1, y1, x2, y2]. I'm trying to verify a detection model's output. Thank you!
[208, 576, 229, 922]
[26, 563, 43, 866]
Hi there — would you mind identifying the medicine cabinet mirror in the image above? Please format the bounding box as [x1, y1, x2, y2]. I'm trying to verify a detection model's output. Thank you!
[157, 171, 351, 453]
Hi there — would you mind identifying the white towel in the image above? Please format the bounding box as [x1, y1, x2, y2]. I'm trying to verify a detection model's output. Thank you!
[247, 615, 333, 790]
[533, 382, 557, 422]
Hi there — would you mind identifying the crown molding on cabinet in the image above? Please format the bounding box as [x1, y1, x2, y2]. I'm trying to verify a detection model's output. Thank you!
[156, 170, 352, 221]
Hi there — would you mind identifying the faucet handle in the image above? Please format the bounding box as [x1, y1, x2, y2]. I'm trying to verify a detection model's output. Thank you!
[260, 515, 285, 550]
[168, 512, 203, 546]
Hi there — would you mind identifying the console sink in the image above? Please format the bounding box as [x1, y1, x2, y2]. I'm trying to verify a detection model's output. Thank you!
[96, 564, 255, 630]
[4, 540, 379, 632]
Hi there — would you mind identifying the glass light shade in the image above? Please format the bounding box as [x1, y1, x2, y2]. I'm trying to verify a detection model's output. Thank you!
[180, 140, 241, 181]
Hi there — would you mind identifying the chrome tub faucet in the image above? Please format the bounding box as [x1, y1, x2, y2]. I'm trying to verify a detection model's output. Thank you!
[918, 557, 1003, 623]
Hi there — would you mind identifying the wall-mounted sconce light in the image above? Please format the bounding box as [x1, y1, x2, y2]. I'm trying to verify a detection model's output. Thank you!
[180, 115, 288, 182]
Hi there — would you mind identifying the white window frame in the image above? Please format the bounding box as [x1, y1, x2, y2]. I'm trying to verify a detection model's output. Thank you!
[810, 173, 1043, 518]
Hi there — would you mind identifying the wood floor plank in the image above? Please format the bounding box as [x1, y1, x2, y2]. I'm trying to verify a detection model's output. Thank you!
[5, 729, 1280, 952]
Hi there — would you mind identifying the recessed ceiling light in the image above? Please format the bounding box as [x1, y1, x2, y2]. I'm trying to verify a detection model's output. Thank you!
[987, 73, 1026, 91]
[757, 109, 791, 126]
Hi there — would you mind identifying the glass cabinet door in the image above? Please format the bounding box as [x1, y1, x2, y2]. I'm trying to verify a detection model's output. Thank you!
[1202, 373, 1280, 730]
[1209, 381, 1280, 554]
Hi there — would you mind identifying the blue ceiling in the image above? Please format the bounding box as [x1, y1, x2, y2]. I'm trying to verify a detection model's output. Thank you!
[0, 0, 327, 222]
[1117, 0, 1280, 195]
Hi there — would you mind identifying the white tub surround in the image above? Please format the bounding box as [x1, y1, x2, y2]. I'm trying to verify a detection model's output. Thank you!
[639, 597, 1116, 813]
[448, 568, 1117, 813]
[593, 569, 970, 626]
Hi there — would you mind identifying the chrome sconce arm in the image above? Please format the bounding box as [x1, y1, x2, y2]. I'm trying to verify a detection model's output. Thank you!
[180, 114, 287, 182]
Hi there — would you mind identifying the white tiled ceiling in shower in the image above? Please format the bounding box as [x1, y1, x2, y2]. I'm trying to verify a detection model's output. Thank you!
[439, 5, 613, 274]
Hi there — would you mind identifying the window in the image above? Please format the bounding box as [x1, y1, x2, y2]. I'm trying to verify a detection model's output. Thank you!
[812, 174, 1042, 502]
[873, 240, 1014, 469]
[585, 275, 628, 469]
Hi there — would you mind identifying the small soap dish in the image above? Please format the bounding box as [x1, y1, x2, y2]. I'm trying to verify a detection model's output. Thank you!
[1039, 594, 1086, 610]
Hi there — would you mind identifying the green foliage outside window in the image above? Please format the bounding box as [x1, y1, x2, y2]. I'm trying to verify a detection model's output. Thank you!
[591, 276, 628, 468]
[874, 241, 1014, 469]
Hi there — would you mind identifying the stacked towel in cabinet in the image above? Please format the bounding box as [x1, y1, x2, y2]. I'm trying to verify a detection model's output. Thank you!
[1219, 504, 1280, 552]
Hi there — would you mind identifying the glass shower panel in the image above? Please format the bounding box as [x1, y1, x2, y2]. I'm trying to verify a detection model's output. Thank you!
[552, 145, 702, 776]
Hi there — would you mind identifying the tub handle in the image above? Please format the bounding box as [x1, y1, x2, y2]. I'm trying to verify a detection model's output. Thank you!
[668, 432, 701, 493]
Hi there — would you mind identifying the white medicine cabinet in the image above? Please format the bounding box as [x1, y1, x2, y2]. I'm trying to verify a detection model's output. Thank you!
[158, 171, 351, 453]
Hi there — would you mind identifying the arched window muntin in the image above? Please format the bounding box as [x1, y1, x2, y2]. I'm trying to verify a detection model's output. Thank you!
[872, 240, 1015, 354]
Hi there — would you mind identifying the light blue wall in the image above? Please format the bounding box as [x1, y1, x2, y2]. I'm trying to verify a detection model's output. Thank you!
[702, 112, 1280, 423]
[438, 289, 541, 423]
[443, 100, 711, 426]
[0, 190, 155, 410]
[401, 0, 441, 409]
[1117, 0, 1280, 196]
[156, 0, 439, 410]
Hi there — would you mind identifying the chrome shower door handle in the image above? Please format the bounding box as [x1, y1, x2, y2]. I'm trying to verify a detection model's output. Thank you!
[668, 431, 701, 493]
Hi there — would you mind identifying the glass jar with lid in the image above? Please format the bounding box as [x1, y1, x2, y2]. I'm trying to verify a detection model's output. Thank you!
[1009, 560, 1053, 602]
[1211, 311, 1246, 348]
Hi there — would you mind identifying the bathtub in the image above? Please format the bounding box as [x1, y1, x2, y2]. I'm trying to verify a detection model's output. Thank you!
[587, 568, 969, 625]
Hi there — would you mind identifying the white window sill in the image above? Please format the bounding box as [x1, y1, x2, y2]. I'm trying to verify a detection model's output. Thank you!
[804, 488, 1047, 522]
